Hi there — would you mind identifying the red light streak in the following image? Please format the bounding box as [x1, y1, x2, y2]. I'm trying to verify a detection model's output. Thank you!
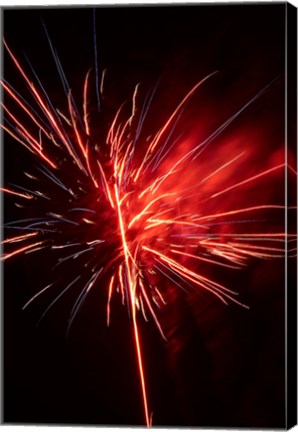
[114, 183, 150, 426]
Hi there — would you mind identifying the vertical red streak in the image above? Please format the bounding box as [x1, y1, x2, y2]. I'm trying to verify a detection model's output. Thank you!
[114, 184, 150, 427]
[107, 275, 115, 326]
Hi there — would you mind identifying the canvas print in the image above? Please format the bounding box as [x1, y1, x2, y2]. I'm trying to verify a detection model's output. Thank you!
[1, 3, 297, 429]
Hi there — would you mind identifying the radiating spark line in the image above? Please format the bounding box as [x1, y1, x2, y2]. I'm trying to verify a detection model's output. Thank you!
[139, 280, 167, 340]
[226, 242, 285, 253]
[68, 91, 88, 160]
[154, 287, 167, 305]
[51, 243, 82, 250]
[107, 275, 115, 327]
[22, 283, 54, 310]
[143, 245, 248, 307]
[2, 241, 43, 261]
[200, 152, 246, 184]
[57, 109, 72, 126]
[82, 218, 96, 224]
[97, 160, 115, 208]
[154, 262, 190, 292]
[38, 166, 72, 195]
[4, 41, 86, 172]
[47, 213, 79, 226]
[37, 275, 81, 325]
[1, 187, 33, 200]
[139, 295, 149, 322]
[201, 239, 285, 260]
[288, 164, 297, 175]
[100, 68, 107, 95]
[1, 122, 57, 169]
[24, 172, 38, 180]
[4, 217, 47, 227]
[118, 264, 125, 305]
[86, 239, 105, 246]
[170, 249, 241, 270]
[1, 102, 44, 153]
[150, 132, 184, 174]
[211, 164, 285, 199]
[0, 232, 38, 245]
[0, 79, 51, 139]
[41, 20, 70, 98]
[83, 69, 92, 136]
[54, 246, 95, 268]
[107, 103, 125, 147]
[24, 47, 83, 133]
[25, 245, 44, 254]
[69, 208, 97, 214]
[67, 268, 103, 336]
[146, 218, 205, 230]
[38, 129, 43, 151]
[147, 83, 279, 197]
[128, 193, 176, 229]
[129, 83, 141, 126]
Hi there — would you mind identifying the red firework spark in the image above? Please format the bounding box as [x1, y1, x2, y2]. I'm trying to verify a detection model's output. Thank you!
[1, 33, 296, 426]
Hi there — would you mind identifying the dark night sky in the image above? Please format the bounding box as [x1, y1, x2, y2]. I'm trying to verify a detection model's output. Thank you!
[2, 3, 292, 428]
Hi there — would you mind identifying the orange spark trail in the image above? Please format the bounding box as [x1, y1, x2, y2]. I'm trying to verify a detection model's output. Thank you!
[2, 241, 43, 261]
[0, 187, 33, 200]
[0, 232, 38, 245]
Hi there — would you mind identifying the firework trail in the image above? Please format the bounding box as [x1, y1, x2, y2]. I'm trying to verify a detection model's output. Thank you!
[1, 27, 296, 426]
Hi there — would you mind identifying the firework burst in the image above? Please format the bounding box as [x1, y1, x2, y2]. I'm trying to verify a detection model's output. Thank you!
[1, 12, 296, 426]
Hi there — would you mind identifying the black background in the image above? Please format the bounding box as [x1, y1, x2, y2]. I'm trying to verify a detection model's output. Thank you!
[2, 3, 291, 428]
